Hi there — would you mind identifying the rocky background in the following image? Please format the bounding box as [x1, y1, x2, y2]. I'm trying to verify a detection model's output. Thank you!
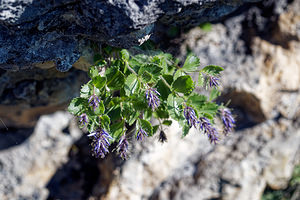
[0, 0, 299, 200]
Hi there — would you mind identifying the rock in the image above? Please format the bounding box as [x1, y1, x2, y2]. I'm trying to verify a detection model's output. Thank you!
[0, 111, 82, 200]
[0, 0, 258, 72]
[0, 68, 88, 128]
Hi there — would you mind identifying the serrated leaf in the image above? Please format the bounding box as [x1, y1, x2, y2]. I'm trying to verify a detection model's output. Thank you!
[141, 71, 152, 82]
[105, 67, 125, 91]
[182, 54, 200, 73]
[92, 76, 106, 90]
[88, 67, 99, 79]
[120, 49, 130, 60]
[110, 120, 124, 141]
[201, 65, 224, 76]
[124, 74, 140, 96]
[199, 102, 219, 117]
[80, 83, 90, 98]
[209, 88, 221, 101]
[162, 120, 172, 126]
[187, 94, 207, 111]
[172, 75, 194, 94]
[138, 119, 153, 136]
[139, 64, 163, 77]
[100, 115, 110, 131]
[167, 94, 184, 121]
[68, 97, 88, 115]
[182, 124, 190, 137]
[174, 70, 185, 80]
[198, 72, 205, 87]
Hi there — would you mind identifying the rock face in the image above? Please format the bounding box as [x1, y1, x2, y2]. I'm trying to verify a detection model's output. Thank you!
[0, 0, 258, 72]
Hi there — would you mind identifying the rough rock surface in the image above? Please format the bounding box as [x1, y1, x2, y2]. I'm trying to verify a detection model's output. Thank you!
[0, 112, 82, 200]
[0, 0, 258, 72]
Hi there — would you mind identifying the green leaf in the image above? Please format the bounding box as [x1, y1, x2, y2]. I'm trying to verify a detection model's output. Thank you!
[172, 75, 194, 94]
[92, 76, 106, 90]
[88, 67, 99, 79]
[124, 74, 140, 96]
[198, 102, 219, 118]
[198, 72, 205, 87]
[141, 71, 152, 83]
[139, 64, 163, 78]
[167, 94, 184, 121]
[162, 120, 172, 126]
[94, 101, 105, 115]
[156, 79, 171, 100]
[80, 83, 90, 98]
[153, 125, 159, 135]
[105, 67, 125, 91]
[187, 94, 207, 111]
[138, 119, 153, 136]
[209, 88, 221, 101]
[68, 97, 88, 115]
[120, 49, 130, 60]
[174, 69, 185, 80]
[201, 65, 224, 76]
[182, 54, 200, 73]
[154, 107, 169, 119]
[182, 124, 190, 137]
[100, 115, 110, 131]
[110, 120, 124, 141]
[108, 106, 121, 122]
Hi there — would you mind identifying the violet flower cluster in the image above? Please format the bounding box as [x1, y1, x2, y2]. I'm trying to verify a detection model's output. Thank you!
[145, 88, 160, 111]
[88, 94, 101, 111]
[220, 108, 235, 135]
[184, 106, 199, 128]
[136, 128, 148, 141]
[117, 135, 129, 160]
[199, 117, 219, 144]
[88, 128, 113, 158]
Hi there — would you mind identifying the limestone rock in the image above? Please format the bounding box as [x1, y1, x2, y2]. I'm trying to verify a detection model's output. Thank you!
[0, 111, 82, 200]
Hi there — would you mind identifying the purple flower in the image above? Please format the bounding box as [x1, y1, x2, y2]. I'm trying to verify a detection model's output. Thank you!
[88, 128, 112, 158]
[158, 131, 167, 143]
[136, 128, 148, 141]
[117, 135, 129, 160]
[220, 108, 235, 135]
[199, 117, 219, 144]
[79, 113, 88, 127]
[88, 94, 101, 111]
[184, 106, 199, 128]
[145, 88, 160, 111]
[207, 75, 219, 88]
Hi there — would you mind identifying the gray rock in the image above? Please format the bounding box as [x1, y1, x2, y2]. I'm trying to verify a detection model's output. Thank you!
[0, 111, 82, 200]
[0, 0, 259, 72]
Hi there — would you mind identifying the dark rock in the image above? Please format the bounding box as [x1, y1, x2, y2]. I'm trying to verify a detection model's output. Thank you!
[0, 0, 260, 72]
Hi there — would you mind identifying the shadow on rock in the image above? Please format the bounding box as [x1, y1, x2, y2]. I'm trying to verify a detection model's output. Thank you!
[0, 127, 34, 150]
[46, 134, 118, 200]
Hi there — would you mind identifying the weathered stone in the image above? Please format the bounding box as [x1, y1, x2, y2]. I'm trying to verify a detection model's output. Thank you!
[0, 111, 82, 200]
[0, 0, 259, 72]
